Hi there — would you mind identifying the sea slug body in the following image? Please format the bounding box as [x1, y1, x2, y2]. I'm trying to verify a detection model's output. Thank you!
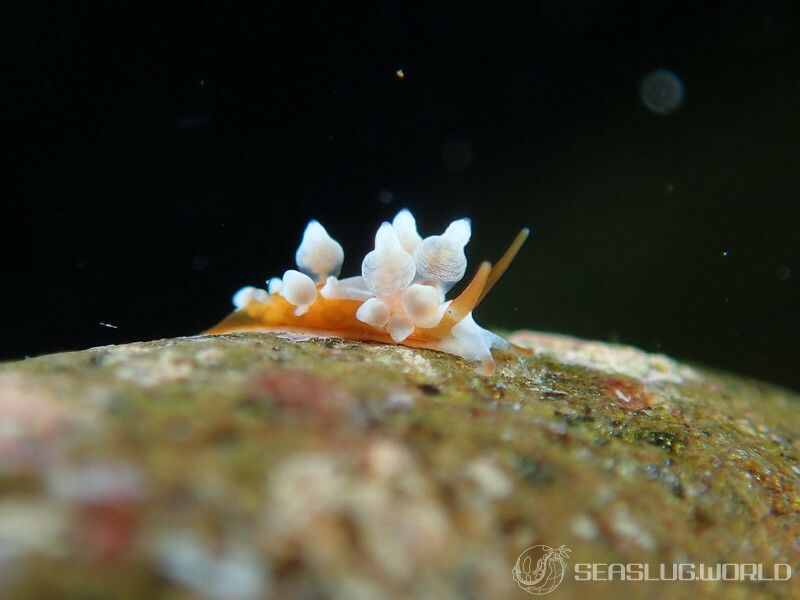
[207, 210, 528, 374]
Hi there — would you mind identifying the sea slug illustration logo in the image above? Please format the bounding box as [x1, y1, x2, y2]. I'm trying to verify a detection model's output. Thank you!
[512, 544, 571, 595]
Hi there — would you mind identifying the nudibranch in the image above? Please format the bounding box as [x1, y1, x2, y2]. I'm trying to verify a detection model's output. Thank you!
[206, 210, 528, 374]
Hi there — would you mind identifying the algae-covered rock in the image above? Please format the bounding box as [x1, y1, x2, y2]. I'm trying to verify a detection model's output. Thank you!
[0, 331, 799, 599]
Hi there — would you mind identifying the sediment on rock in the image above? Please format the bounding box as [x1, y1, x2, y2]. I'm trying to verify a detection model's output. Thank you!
[1, 331, 798, 599]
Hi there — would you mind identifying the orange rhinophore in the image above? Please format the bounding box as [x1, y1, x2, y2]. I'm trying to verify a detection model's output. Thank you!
[206, 210, 529, 374]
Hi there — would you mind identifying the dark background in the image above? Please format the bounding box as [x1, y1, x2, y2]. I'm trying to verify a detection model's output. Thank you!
[7, 2, 800, 389]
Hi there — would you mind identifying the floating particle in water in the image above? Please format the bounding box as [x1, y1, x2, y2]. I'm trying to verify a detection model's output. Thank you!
[378, 190, 394, 204]
[776, 265, 792, 280]
[441, 138, 474, 171]
[99, 322, 118, 329]
[721, 250, 730, 258]
[192, 255, 208, 271]
[175, 114, 211, 130]
[395, 68, 405, 79]
[640, 69, 685, 115]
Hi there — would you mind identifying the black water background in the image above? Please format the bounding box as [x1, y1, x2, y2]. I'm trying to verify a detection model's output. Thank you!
[6, 2, 800, 390]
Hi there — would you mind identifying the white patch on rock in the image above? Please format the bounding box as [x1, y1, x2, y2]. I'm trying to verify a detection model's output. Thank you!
[157, 532, 270, 600]
[509, 331, 700, 384]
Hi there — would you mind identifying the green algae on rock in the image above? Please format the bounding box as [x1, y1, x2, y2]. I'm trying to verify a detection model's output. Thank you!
[1, 331, 799, 599]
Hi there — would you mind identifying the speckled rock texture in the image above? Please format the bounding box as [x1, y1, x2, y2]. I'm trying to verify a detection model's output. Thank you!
[0, 331, 799, 599]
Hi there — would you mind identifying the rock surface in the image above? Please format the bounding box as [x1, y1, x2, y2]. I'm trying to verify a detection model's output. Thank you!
[0, 331, 799, 599]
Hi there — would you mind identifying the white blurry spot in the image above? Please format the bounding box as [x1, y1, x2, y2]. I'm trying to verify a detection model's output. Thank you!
[610, 509, 656, 551]
[382, 391, 414, 411]
[395, 68, 405, 80]
[356, 297, 390, 328]
[392, 209, 423, 254]
[98, 322, 118, 329]
[570, 514, 600, 541]
[267, 277, 283, 295]
[279, 270, 318, 316]
[441, 138, 474, 171]
[465, 457, 512, 499]
[0, 500, 67, 571]
[157, 532, 269, 600]
[113, 351, 195, 388]
[387, 314, 414, 342]
[378, 189, 394, 204]
[640, 69, 685, 115]
[402, 284, 443, 328]
[364, 439, 413, 480]
[362, 223, 416, 297]
[721, 250, 730, 258]
[191, 255, 208, 271]
[48, 462, 145, 504]
[295, 220, 344, 281]
[776, 265, 792, 280]
[195, 347, 224, 366]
